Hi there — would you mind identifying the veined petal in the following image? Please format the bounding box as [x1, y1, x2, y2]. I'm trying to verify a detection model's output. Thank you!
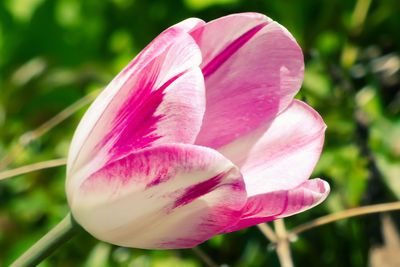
[191, 13, 304, 149]
[219, 100, 326, 195]
[68, 144, 246, 249]
[224, 178, 329, 232]
[67, 28, 205, 180]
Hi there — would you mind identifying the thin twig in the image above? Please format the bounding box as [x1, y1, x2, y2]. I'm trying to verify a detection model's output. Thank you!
[0, 158, 67, 181]
[289, 202, 400, 237]
[11, 213, 80, 267]
[19, 90, 100, 146]
[0, 145, 26, 171]
[0, 89, 100, 169]
[191, 246, 219, 267]
[274, 219, 294, 267]
[257, 223, 278, 243]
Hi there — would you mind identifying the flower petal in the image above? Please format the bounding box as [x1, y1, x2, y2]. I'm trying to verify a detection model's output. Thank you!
[224, 178, 330, 232]
[189, 13, 271, 70]
[191, 13, 304, 149]
[219, 100, 326, 195]
[67, 28, 205, 178]
[68, 144, 246, 249]
[171, 17, 205, 32]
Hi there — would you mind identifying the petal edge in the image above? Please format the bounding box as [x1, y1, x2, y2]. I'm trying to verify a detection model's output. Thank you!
[68, 144, 247, 249]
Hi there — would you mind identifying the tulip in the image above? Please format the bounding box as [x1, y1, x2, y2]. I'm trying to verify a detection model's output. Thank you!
[66, 12, 330, 249]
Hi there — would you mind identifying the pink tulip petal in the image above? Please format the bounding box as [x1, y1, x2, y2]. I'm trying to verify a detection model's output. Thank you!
[67, 28, 205, 179]
[224, 178, 330, 232]
[68, 144, 246, 249]
[171, 18, 205, 32]
[189, 13, 271, 69]
[191, 13, 304, 149]
[219, 100, 326, 195]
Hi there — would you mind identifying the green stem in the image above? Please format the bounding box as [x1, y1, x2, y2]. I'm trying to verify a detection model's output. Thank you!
[11, 212, 80, 267]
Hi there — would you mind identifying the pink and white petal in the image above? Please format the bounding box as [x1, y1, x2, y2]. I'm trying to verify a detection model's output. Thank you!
[67, 28, 205, 179]
[68, 27, 182, 170]
[192, 13, 304, 149]
[219, 100, 326, 196]
[170, 18, 205, 33]
[224, 178, 330, 232]
[189, 13, 271, 69]
[68, 144, 246, 249]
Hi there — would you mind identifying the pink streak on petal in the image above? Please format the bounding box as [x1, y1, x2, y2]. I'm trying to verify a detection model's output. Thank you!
[70, 144, 246, 249]
[172, 171, 244, 209]
[193, 17, 304, 149]
[173, 172, 226, 208]
[67, 27, 185, 172]
[224, 178, 330, 232]
[98, 71, 186, 163]
[219, 100, 326, 195]
[201, 22, 268, 78]
[67, 28, 204, 185]
[189, 13, 271, 69]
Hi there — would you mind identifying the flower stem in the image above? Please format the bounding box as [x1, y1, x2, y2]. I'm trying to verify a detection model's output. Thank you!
[11, 213, 80, 267]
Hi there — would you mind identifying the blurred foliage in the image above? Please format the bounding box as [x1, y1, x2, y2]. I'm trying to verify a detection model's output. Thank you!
[0, 0, 399, 266]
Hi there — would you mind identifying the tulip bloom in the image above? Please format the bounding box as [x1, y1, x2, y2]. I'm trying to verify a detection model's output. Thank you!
[66, 13, 329, 249]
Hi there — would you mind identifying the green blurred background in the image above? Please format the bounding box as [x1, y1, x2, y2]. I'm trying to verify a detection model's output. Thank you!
[1, 0, 399, 266]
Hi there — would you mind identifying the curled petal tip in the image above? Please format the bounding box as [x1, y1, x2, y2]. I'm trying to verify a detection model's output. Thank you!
[224, 178, 330, 232]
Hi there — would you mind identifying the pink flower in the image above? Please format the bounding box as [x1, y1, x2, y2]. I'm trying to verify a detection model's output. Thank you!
[66, 13, 329, 249]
